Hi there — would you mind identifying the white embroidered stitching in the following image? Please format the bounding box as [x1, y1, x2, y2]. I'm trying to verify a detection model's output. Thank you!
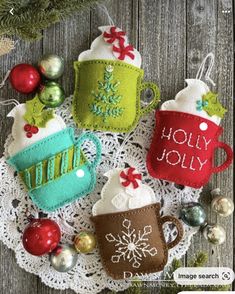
[172, 129, 187, 145]
[166, 150, 181, 166]
[159, 126, 211, 151]
[105, 218, 157, 268]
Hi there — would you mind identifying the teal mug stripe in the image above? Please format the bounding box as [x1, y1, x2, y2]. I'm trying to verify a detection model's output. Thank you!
[47, 156, 55, 182]
[61, 149, 69, 175]
[24, 170, 31, 189]
[35, 162, 43, 186]
[73, 145, 80, 169]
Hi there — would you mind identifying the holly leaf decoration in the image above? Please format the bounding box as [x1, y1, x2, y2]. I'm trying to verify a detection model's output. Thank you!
[202, 91, 227, 119]
[33, 109, 54, 128]
[23, 95, 54, 127]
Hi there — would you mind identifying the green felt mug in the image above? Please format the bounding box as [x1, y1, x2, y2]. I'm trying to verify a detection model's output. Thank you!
[73, 59, 160, 133]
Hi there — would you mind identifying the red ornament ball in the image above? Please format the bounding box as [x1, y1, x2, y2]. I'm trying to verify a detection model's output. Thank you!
[9, 64, 41, 94]
[23, 218, 61, 256]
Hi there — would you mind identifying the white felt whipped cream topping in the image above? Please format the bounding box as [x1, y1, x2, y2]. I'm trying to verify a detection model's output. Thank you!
[92, 168, 156, 216]
[161, 79, 221, 125]
[7, 104, 66, 156]
[78, 26, 142, 68]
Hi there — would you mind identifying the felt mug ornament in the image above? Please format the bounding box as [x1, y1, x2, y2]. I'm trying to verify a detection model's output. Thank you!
[91, 167, 184, 279]
[147, 54, 233, 188]
[73, 26, 160, 133]
[6, 97, 102, 212]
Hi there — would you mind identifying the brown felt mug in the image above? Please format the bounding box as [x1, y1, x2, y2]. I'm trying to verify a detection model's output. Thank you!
[91, 203, 183, 280]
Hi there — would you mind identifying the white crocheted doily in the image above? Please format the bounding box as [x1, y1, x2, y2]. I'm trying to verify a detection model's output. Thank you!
[0, 96, 201, 293]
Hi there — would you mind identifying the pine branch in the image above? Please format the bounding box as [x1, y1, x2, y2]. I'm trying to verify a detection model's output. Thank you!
[0, 0, 99, 41]
[48, 0, 99, 18]
[188, 252, 208, 267]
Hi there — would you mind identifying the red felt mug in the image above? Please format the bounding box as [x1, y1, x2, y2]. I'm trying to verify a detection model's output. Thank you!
[146, 110, 233, 188]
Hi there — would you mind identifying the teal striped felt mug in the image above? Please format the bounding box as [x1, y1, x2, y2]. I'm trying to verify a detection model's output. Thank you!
[7, 128, 101, 212]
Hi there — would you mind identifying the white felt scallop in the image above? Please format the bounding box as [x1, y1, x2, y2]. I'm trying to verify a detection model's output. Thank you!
[7, 104, 66, 156]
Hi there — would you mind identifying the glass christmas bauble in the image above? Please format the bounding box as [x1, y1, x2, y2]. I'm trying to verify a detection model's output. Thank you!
[22, 218, 61, 256]
[74, 231, 96, 254]
[9, 63, 41, 94]
[38, 81, 65, 108]
[180, 202, 206, 227]
[203, 224, 226, 245]
[211, 195, 234, 217]
[50, 245, 78, 272]
[38, 54, 64, 80]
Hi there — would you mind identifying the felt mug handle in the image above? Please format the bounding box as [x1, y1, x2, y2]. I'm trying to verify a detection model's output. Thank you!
[160, 215, 184, 249]
[211, 141, 233, 174]
[75, 133, 102, 169]
[139, 82, 160, 116]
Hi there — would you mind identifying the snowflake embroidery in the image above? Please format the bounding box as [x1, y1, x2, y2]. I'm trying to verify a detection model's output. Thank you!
[105, 218, 157, 268]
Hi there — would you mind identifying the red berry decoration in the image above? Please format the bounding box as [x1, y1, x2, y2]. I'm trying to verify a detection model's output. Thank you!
[23, 218, 61, 256]
[26, 132, 32, 138]
[24, 124, 39, 138]
[24, 124, 31, 132]
[31, 126, 39, 134]
[9, 64, 41, 94]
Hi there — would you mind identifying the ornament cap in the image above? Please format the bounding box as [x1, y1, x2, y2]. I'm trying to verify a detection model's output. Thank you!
[211, 188, 221, 196]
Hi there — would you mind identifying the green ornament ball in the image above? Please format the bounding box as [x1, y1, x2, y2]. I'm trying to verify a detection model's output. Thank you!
[38, 81, 65, 108]
[38, 54, 64, 80]
[180, 202, 206, 227]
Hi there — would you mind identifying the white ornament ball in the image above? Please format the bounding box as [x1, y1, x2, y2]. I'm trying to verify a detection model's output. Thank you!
[211, 196, 234, 217]
[203, 224, 226, 245]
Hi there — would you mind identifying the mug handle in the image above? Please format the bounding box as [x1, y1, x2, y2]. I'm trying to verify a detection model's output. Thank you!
[160, 215, 184, 249]
[139, 82, 160, 116]
[75, 133, 102, 169]
[211, 141, 233, 173]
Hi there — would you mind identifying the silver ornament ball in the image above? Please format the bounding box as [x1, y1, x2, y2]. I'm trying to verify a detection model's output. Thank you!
[50, 244, 78, 272]
[203, 224, 226, 245]
[211, 189, 234, 217]
[180, 202, 206, 227]
[38, 54, 64, 79]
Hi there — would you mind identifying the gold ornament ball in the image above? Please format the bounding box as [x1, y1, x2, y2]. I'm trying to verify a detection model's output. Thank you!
[211, 196, 234, 217]
[74, 231, 96, 253]
[203, 224, 226, 245]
